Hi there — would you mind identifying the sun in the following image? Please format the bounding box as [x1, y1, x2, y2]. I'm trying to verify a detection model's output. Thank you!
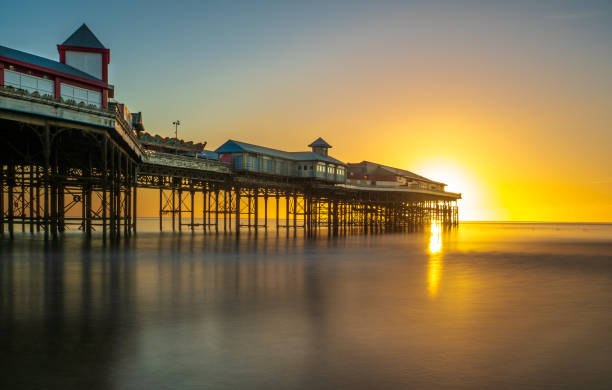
[412, 160, 485, 221]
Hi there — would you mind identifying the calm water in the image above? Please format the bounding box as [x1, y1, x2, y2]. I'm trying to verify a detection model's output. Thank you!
[1, 222, 611, 389]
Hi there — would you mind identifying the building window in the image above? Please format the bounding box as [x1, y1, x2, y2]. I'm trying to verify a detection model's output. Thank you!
[3, 69, 53, 96]
[60, 83, 101, 108]
[233, 155, 243, 169]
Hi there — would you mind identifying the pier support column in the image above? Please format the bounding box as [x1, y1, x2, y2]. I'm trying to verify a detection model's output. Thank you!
[133, 166, 138, 234]
[29, 165, 34, 234]
[171, 186, 176, 232]
[190, 190, 195, 232]
[275, 193, 280, 231]
[293, 194, 297, 231]
[223, 189, 228, 232]
[264, 191, 268, 231]
[7, 163, 14, 238]
[253, 189, 258, 233]
[159, 188, 163, 232]
[235, 187, 241, 234]
[102, 138, 108, 237]
[178, 186, 182, 232]
[202, 188, 207, 232]
[285, 194, 290, 232]
[0, 165, 4, 235]
[332, 198, 339, 236]
[215, 189, 219, 233]
[228, 189, 232, 233]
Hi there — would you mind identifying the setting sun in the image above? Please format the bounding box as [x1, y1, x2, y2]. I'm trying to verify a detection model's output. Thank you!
[415, 161, 497, 221]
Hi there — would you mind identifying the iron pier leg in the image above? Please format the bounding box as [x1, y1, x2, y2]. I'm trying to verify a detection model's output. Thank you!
[178, 187, 182, 232]
[235, 187, 241, 234]
[285, 194, 290, 233]
[8, 163, 14, 238]
[247, 191, 251, 230]
[109, 147, 115, 238]
[215, 189, 219, 233]
[207, 190, 212, 231]
[0, 164, 4, 235]
[21, 166, 25, 233]
[332, 198, 338, 236]
[159, 188, 163, 232]
[264, 191, 268, 231]
[275, 193, 280, 231]
[228, 189, 232, 233]
[293, 194, 297, 232]
[57, 167, 65, 234]
[223, 190, 227, 233]
[172, 186, 176, 232]
[86, 155, 92, 235]
[102, 138, 108, 238]
[202, 189, 207, 232]
[254, 189, 258, 233]
[133, 168, 137, 234]
[29, 165, 34, 234]
[190, 190, 195, 232]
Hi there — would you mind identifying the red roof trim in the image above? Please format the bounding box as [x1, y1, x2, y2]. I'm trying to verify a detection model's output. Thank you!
[0, 56, 108, 89]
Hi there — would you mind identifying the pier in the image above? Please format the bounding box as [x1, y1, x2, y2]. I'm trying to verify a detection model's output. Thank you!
[0, 25, 459, 240]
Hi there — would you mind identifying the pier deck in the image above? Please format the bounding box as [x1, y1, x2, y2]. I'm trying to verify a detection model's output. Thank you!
[0, 88, 459, 239]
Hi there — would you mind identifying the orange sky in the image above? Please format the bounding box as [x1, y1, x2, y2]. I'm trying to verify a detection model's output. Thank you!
[119, 2, 612, 222]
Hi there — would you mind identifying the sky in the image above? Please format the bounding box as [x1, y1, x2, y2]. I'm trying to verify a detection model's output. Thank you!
[2, 0, 611, 221]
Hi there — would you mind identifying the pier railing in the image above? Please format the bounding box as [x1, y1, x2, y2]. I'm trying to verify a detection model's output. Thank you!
[0, 84, 146, 158]
[113, 107, 144, 158]
[0, 84, 115, 128]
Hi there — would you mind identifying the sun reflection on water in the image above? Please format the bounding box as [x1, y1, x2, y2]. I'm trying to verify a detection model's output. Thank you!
[429, 221, 442, 254]
[428, 221, 443, 297]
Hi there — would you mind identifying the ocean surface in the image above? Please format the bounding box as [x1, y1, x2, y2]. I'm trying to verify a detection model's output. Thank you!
[1, 221, 611, 389]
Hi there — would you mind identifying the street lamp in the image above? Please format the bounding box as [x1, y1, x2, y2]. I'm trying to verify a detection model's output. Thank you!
[172, 120, 180, 154]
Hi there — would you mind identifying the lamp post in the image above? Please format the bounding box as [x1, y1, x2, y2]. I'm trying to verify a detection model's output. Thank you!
[173, 120, 180, 154]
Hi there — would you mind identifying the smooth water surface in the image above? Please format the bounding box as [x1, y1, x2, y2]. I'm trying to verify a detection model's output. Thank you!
[1, 222, 611, 389]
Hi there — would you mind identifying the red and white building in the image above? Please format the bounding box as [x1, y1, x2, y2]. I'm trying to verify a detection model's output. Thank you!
[0, 24, 112, 108]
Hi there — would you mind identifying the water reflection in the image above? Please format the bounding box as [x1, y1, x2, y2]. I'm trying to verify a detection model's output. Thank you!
[428, 221, 443, 297]
[2, 224, 612, 389]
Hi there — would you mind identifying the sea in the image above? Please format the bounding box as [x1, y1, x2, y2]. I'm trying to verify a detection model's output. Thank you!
[0, 221, 611, 389]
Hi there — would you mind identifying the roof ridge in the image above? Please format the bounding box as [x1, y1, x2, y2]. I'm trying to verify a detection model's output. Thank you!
[61, 23, 106, 49]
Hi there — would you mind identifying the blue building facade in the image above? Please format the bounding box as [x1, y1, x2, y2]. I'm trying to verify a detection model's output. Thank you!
[215, 138, 346, 183]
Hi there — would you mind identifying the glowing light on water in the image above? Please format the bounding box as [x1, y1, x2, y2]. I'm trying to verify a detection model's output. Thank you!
[428, 220, 442, 297]
[429, 220, 442, 254]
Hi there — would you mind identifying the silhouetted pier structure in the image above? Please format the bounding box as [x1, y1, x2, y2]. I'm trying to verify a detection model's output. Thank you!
[0, 24, 459, 240]
[0, 87, 459, 239]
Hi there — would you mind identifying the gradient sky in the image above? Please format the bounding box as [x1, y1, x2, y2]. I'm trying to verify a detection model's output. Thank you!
[2, 0, 611, 221]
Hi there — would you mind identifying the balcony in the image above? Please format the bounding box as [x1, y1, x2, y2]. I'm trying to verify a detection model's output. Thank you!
[0, 83, 114, 128]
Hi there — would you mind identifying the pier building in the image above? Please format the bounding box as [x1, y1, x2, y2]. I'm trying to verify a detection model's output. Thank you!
[0, 24, 460, 239]
[215, 139, 346, 182]
[1, 24, 112, 109]
[346, 161, 446, 191]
